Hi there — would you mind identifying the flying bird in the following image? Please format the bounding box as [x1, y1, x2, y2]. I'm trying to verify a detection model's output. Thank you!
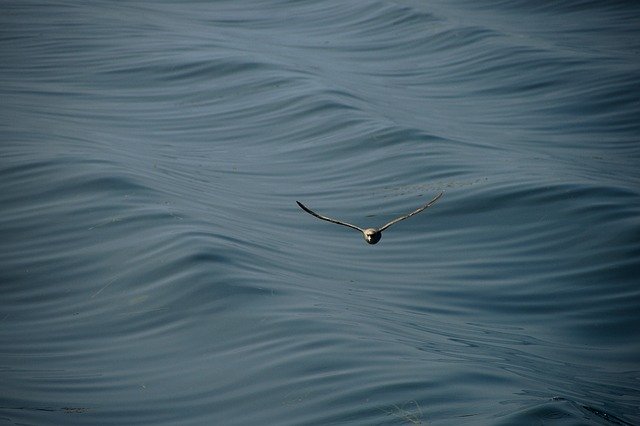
[296, 192, 443, 245]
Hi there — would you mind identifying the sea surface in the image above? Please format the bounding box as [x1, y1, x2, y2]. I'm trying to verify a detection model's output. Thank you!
[1, 1, 639, 425]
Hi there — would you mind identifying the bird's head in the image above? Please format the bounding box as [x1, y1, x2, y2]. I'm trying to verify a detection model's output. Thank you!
[363, 228, 382, 245]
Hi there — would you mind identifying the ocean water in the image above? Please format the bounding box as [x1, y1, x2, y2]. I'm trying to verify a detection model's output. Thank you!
[1, 1, 639, 424]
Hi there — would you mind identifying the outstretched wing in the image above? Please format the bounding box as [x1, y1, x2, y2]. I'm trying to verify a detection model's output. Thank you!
[296, 201, 364, 232]
[378, 191, 443, 232]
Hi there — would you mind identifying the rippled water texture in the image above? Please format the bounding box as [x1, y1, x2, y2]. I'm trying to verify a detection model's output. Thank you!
[1, 0, 639, 424]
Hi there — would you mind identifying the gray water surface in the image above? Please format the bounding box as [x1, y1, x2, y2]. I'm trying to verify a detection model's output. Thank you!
[1, 1, 639, 424]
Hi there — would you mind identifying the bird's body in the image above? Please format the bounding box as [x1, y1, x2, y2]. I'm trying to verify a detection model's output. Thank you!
[296, 192, 443, 245]
[362, 228, 381, 245]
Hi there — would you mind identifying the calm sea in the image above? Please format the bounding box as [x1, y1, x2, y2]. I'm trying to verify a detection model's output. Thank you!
[1, 1, 639, 424]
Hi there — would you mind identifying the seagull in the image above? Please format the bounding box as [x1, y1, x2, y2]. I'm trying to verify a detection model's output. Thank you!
[296, 192, 443, 245]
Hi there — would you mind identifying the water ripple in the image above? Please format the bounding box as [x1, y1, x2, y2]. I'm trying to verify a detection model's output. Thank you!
[1, 0, 639, 424]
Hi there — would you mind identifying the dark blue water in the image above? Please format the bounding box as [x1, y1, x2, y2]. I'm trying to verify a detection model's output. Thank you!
[1, 1, 639, 424]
